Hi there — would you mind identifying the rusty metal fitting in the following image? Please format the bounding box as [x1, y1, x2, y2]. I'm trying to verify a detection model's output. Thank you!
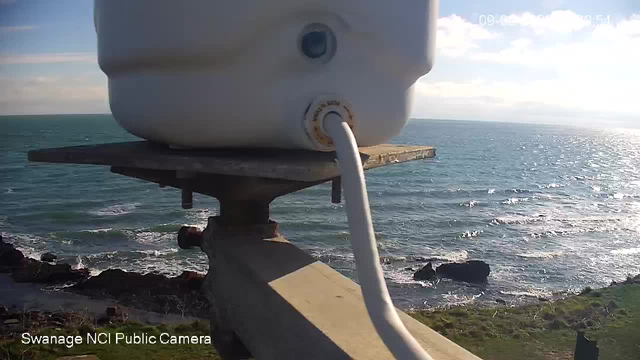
[177, 226, 203, 249]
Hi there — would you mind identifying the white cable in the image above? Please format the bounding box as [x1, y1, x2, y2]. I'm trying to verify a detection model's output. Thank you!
[323, 112, 434, 360]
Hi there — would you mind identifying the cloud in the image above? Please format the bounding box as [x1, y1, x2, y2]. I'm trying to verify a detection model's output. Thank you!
[0, 74, 108, 115]
[417, 12, 640, 126]
[436, 15, 499, 57]
[470, 14, 640, 71]
[0, 25, 36, 33]
[503, 10, 591, 34]
[0, 52, 97, 65]
[412, 79, 638, 127]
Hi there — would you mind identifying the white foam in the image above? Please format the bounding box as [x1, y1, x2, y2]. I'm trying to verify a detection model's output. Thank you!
[440, 293, 482, 306]
[185, 209, 214, 224]
[461, 200, 478, 208]
[539, 183, 563, 189]
[81, 228, 114, 233]
[502, 197, 529, 205]
[500, 289, 552, 298]
[134, 231, 174, 244]
[74, 255, 86, 270]
[516, 251, 563, 259]
[89, 203, 140, 216]
[427, 250, 469, 262]
[487, 189, 496, 194]
[612, 193, 625, 200]
[461, 230, 482, 239]
[610, 247, 640, 255]
[138, 248, 179, 257]
[491, 215, 543, 225]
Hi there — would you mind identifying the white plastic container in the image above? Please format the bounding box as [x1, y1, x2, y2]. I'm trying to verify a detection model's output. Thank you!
[95, 1, 437, 150]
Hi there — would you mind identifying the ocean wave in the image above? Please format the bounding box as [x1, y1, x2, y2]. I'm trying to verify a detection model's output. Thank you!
[147, 224, 185, 233]
[516, 251, 563, 259]
[414, 250, 469, 263]
[54, 228, 133, 241]
[137, 248, 180, 257]
[134, 231, 175, 244]
[184, 209, 214, 224]
[386, 268, 432, 286]
[500, 289, 552, 298]
[502, 197, 530, 205]
[89, 203, 140, 216]
[460, 200, 479, 208]
[538, 183, 563, 189]
[491, 215, 545, 225]
[460, 230, 482, 239]
[440, 293, 482, 307]
[610, 247, 640, 255]
[5, 188, 13, 194]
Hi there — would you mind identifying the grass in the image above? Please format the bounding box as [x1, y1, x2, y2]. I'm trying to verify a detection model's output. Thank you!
[410, 282, 640, 359]
[2, 282, 638, 359]
[0, 320, 220, 360]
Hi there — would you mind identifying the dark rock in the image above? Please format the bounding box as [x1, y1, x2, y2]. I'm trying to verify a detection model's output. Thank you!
[96, 316, 110, 326]
[413, 262, 436, 281]
[496, 299, 507, 305]
[404, 267, 415, 272]
[12, 260, 89, 283]
[105, 306, 122, 318]
[71, 269, 209, 318]
[436, 260, 490, 283]
[74, 269, 170, 295]
[175, 271, 205, 290]
[579, 287, 592, 296]
[0, 237, 26, 273]
[0, 306, 7, 318]
[538, 297, 549, 302]
[177, 226, 203, 249]
[40, 252, 57, 263]
[48, 319, 65, 328]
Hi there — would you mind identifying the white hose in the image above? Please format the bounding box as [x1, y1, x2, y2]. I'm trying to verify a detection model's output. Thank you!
[323, 112, 434, 360]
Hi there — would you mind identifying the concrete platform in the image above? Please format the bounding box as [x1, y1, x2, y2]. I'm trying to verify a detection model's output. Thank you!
[28, 141, 435, 182]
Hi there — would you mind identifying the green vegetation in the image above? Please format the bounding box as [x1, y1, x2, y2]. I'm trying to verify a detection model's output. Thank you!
[0, 320, 220, 360]
[2, 282, 638, 360]
[410, 282, 640, 360]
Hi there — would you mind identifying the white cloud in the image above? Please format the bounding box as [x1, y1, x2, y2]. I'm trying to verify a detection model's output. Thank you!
[415, 77, 639, 114]
[412, 79, 638, 127]
[436, 15, 499, 57]
[503, 10, 591, 34]
[471, 14, 640, 72]
[0, 52, 96, 65]
[0, 74, 108, 115]
[416, 12, 640, 126]
[0, 25, 36, 33]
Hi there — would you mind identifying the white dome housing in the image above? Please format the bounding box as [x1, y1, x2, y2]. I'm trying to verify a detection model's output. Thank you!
[95, 1, 437, 150]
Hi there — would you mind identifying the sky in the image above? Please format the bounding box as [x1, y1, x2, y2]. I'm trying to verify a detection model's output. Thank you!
[0, 0, 638, 128]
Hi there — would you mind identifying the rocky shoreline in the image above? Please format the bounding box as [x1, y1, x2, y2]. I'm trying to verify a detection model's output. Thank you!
[0, 229, 495, 320]
[1, 235, 210, 320]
